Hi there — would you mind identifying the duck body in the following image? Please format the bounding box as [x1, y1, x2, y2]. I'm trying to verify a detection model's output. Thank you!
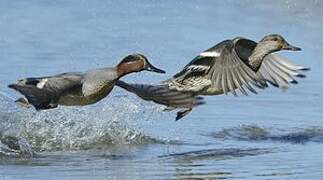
[116, 34, 308, 120]
[9, 54, 166, 110]
[57, 68, 118, 106]
[9, 69, 118, 110]
[167, 35, 303, 97]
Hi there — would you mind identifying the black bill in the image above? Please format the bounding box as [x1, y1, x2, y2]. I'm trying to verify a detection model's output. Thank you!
[283, 43, 302, 51]
[146, 61, 166, 73]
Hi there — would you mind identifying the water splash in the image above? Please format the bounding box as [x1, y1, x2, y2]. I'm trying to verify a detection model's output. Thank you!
[0, 134, 34, 158]
[209, 124, 323, 144]
[0, 94, 169, 158]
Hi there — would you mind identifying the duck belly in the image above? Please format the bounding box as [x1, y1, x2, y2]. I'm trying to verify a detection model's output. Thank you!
[58, 85, 114, 106]
[200, 86, 224, 96]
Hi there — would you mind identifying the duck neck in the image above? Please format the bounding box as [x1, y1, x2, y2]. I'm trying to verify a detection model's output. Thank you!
[248, 42, 273, 71]
[116, 63, 141, 78]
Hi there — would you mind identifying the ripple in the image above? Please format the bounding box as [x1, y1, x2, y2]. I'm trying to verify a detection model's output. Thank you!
[159, 148, 274, 161]
[208, 125, 323, 144]
[173, 171, 232, 180]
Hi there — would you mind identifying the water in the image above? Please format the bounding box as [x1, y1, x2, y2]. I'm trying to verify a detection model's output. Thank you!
[0, 0, 323, 179]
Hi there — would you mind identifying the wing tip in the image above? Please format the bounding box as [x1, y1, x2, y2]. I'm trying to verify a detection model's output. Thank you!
[298, 67, 310, 71]
[8, 84, 17, 89]
[175, 108, 192, 121]
[295, 74, 306, 78]
[290, 80, 298, 84]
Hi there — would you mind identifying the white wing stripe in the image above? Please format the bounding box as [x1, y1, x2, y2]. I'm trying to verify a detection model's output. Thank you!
[199, 51, 220, 57]
[36, 79, 48, 89]
[186, 65, 210, 71]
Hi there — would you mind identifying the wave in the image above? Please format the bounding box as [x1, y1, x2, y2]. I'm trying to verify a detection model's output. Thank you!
[159, 148, 273, 161]
[0, 94, 174, 158]
[209, 124, 323, 144]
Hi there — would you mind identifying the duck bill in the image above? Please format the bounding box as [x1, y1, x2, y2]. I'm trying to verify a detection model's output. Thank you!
[283, 43, 301, 51]
[146, 61, 166, 73]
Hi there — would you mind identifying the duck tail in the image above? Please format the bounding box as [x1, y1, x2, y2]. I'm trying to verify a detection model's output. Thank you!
[8, 84, 57, 110]
[115, 80, 205, 120]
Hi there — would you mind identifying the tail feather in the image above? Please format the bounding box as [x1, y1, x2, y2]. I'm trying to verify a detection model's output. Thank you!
[8, 84, 57, 110]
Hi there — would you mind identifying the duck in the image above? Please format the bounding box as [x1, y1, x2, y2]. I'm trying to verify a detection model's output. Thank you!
[116, 34, 309, 120]
[8, 53, 165, 110]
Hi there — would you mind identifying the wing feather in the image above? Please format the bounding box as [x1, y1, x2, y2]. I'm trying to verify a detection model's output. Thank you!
[205, 41, 269, 95]
[231, 68, 248, 96]
[257, 54, 309, 88]
[226, 67, 237, 96]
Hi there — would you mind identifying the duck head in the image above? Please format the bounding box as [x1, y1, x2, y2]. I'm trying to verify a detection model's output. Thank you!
[117, 54, 165, 76]
[259, 34, 301, 53]
[248, 34, 301, 72]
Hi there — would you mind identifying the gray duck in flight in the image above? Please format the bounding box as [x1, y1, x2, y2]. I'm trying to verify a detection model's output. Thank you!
[8, 54, 165, 110]
[116, 34, 309, 120]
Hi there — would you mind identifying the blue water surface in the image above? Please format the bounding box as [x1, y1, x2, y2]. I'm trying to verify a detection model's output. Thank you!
[0, 0, 323, 179]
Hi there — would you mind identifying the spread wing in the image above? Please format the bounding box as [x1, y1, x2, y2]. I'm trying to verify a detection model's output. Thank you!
[207, 45, 268, 96]
[258, 54, 309, 88]
[116, 80, 205, 120]
[116, 80, 204, 108]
